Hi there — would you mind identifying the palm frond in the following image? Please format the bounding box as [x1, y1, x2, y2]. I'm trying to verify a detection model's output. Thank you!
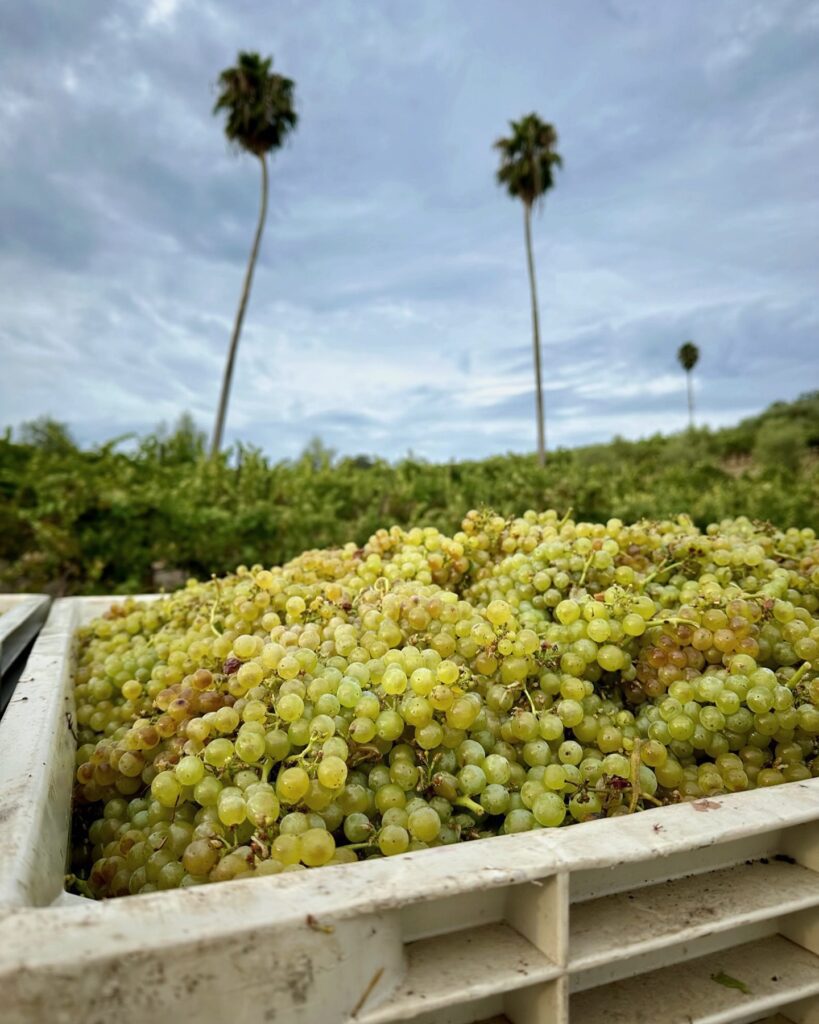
[214, 51, 298, 157]
[677, 342, 700, 373]
[494, 113, 562, 206]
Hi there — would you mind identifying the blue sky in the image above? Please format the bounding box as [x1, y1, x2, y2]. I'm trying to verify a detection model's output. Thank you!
[1, 0, 817, 460]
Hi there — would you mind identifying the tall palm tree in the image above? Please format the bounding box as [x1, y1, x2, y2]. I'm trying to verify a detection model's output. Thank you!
[495, 114, 562, 467]
[677, 341, 699, 430]
[210, 52, 298, 457]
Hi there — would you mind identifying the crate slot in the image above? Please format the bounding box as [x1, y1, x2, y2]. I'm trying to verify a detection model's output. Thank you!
[401, 888, 508, 942]
[571, 860, 819, 971]
[358, 923, 561, 1024]
[571, 935, 819, 1024]
[569, 833, 786, 903]
[371, 996, 507, 1024]
[783, 992, 819, 1023]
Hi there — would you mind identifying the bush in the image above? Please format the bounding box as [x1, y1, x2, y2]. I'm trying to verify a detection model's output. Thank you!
[1, 396, 817, 595]
[753, 418, 807, 474]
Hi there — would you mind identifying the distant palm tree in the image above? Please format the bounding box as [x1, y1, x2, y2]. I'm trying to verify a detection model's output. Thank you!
[210, 52, 298, 457]
[495, 114, 562, 467]
[677, 341, 700, 430]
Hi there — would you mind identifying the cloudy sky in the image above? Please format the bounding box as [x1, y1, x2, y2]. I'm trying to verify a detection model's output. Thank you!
[1, 1, 817, 461]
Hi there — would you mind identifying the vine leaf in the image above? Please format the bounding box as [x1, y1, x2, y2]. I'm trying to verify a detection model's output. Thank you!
[710, 972, 751, 995]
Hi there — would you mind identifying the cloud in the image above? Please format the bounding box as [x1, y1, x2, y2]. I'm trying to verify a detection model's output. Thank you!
[144, 0, 186, 27]
[0, 0, 817, 462]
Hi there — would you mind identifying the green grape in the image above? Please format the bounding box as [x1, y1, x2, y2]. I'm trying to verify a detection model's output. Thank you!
[543, 764, 567, 791]
[217, 789, 246, 827]
[480, 784, 511, 815]
[193, 775, 222, 807]
[457, 765, 487, 795]
[204, 738, 234, 768]
[246, 790, 280, 826]
[482, 754, 511, 785]
[300, 828, 336, 866]
[151, 771, 181, 808]
[317, 755, 348, 789]
[533, 792, 566, 827]
[407, 807, 441, 842]
[276, 766, 310, 804]
[235, 730, 266, 764]
[378, 825, 409, 856]
[569, 792, 603, 821]
[277, 693, 304, 723]
[343, 812, 372, 843]
[381, 807, 408, 830]
[668, 715, 695, 741]
[520, 780, 542, 809]
[214, 706, 240, 734]
[374, 784, 406, 812]
[375, 710, 404, 741]
[503, 809, 535, 833]
[69, 505, 819, 898]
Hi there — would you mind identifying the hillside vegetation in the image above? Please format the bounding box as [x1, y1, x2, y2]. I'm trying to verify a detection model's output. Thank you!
[1, 392, 817, 595]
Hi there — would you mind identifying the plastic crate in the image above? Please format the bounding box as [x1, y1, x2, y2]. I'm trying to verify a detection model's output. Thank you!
[0, 593, 50, 716]
[1, 596, 818, 1024]
[0, 593, 50, 678]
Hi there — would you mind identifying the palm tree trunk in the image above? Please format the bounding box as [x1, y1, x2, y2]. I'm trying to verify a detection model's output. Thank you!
[686, 371, 694, 430]
[210, 153, 269, 457]
[523, 203, 546, 466]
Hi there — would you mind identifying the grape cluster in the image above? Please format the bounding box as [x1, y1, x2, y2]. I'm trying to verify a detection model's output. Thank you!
[69, 510, 819, 898]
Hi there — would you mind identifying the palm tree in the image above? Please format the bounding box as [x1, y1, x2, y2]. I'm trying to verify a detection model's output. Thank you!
[495, 114, 562, 467]
[677, 341, 699, 430]
[210, 52, 298, 457]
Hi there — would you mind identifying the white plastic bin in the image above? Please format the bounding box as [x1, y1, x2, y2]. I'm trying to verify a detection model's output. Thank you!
[1, 596, 818, 1024]
[0, 593, 50, 677]
[0, 592, 50, 716]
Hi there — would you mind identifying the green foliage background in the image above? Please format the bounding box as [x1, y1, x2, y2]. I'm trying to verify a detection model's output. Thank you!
[2, 393, 817, 595]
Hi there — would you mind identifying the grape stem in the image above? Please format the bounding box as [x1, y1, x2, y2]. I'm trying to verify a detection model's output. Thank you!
[578, 549, 595, 587]
[455, 795, 485, 816]
[209, 577, 223, 637]
[522, 685, 538, 715]
[344, 841, 376, 851]
[286, 739, 317, 766]
[788, 662, 811, 689]
[419, 751, 442, 791]
[624, 740, 664, 810]
[628, 739, 643, 813]
[645, 616, 700, 629]
[641, 559, 687, 589]
[64, 874, 94, 899]
[350, 744, 383, 766]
